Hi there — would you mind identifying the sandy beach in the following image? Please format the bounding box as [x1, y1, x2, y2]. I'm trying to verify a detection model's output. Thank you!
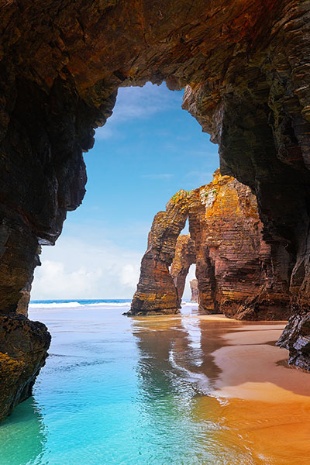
[203, 315, 310, 464]
[134, 312, 310, 464]
[3, 303, 308, 465]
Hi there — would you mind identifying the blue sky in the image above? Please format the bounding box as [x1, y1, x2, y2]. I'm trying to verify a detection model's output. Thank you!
[31, 83, 219, 300]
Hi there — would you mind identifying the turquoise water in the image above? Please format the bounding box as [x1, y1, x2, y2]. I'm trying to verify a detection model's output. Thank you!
[0, 301, 252, 465]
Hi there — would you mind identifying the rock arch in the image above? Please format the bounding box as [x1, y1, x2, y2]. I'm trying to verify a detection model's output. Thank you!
[0, 0, 310, 418]
[130, 171, 291, 320]
[170, 235, 196, 308]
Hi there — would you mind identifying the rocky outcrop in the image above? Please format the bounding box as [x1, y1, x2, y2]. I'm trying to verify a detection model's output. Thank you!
[190, 279, 199, 303]
[170, 235, 196, 307]
[129, 191, 189, 315]
[0, 216, 50, 421]
[277, 313, 310, 370]
[132, 171, 291, 320]
[0, 0, 309, 415]
[190, 171, 291, 320]
[0, 315, 50, 421]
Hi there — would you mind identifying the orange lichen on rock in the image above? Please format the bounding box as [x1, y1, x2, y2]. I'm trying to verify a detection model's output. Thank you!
[190, 171, 291, 319]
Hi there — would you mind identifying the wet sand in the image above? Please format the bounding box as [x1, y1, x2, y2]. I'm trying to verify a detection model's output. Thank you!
[134, 312, 310, 464]
[203, 315, 310, 464]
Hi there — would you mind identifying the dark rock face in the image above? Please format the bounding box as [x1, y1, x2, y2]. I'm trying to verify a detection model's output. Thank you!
[277, 312, 310, 370]
[0, 315, 50, 421]
[0, 0, 309, 417]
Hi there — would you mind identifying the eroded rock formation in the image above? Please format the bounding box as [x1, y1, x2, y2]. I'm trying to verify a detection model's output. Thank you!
[190, 279, 199, 303]
[191, 172, 291, 319]
[170, 235, 196, 307]
[131, 171, 291, 320]
[0, 315, 50, 420]
[0, 0, 309, 417]
[130, 191, 189, 315]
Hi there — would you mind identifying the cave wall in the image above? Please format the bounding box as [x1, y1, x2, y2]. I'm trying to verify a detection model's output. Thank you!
[0, 0, 310, 418]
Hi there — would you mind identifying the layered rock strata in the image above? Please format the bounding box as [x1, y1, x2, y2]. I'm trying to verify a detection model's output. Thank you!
[189, 172, 291, 319]
[131, 172, 291, 320]
[0, 0, 309, 415]
[130, 191, 189, 315]
[0, 315, 50, 420]
[170, 235, 196, 307]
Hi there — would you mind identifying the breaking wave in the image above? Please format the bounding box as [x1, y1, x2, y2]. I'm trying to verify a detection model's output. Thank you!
[29, 299, 132, 309]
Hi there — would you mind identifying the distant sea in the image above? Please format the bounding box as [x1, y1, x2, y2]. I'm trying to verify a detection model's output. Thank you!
[29, 298, 133, 308]
[0, 299, 303, 465]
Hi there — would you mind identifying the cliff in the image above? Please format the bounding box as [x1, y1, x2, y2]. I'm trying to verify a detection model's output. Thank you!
[0, 0, 310, 417]
[131, 171, 291, 320]
[130, 191, 189, 315]
[0, 315, 50, 419]
[191, 171, 291, 319]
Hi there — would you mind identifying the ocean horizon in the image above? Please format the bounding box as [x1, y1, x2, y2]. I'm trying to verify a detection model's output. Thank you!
[29, 298, 194, 307]
[29, 298, 134, 308]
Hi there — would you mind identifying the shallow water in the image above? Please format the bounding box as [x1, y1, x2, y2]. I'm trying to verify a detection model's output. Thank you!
[1, 303, 310, 465]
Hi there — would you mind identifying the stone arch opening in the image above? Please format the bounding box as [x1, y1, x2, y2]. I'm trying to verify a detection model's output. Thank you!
[184, 264, 197, 303]
[31, 82, 218, 301]
[130, 171, 292, 320]
[1, 0, 310, 420]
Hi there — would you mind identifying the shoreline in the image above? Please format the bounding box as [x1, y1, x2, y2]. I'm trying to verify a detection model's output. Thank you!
[27, 303, 310, 464]
[197, 314, 310, 464]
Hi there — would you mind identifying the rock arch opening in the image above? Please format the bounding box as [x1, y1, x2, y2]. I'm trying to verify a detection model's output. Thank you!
[130, 171, 292, 319]
[31, 82, 218, 301]
[1, 0, 310, 420]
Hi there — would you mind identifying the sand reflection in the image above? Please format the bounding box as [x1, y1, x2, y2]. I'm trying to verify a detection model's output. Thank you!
[207, 318, 310, 464]
[133, 310, 310, 464]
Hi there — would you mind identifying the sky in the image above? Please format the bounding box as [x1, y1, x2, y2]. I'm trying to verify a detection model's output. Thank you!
[31, 83, 220, 300]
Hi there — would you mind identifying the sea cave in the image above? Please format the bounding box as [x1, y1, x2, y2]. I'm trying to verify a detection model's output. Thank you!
[0, 0, 310, 422]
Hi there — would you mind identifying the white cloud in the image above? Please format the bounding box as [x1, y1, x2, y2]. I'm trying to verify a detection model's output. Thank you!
[31, 221, 197, 301]
[120, 264, 140, 288]
[95, 83, 182, 139]
[31, 234, 142, 300]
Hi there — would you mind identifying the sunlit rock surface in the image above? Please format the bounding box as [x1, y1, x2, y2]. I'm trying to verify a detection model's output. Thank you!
[130, 191, 189, 315]
[0, 0, 310, 417]
[191, 171, 291, 320]
[131, 171, 291, 320]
